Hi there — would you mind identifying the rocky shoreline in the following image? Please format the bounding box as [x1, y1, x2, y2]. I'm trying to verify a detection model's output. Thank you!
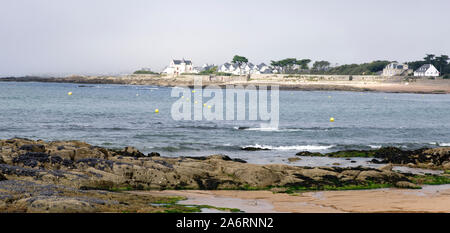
[1, 138, 449, 212]
[2, 75, 450, 94]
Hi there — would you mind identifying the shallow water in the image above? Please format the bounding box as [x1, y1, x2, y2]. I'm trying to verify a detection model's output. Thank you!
[1, 82, 449, 165]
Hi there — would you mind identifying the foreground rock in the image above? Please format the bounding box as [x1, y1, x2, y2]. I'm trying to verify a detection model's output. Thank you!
[0, 138, 434, 212]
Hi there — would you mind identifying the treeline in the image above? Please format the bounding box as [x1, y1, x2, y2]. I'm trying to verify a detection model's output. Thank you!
[269, 58, 390, 75]
[407, 54, 450, 77]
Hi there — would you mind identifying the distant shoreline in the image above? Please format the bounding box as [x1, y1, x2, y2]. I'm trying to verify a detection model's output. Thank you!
[1, 74, 450, 94]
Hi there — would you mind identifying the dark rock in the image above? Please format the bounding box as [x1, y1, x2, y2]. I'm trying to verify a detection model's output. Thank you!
[0, 173, 6, 181]
[19, 144, 46, 153]
[148, 152, 160, 157]
[231, 158, 247, 163]
[325, 150, 375, 158]
[152, 159, 174, 169]
[114, 147, 146, 157]
[219, 155, 247, 163]
[241, 146, 270, 151]
[296, 151, 323, 156]
[370, 158, 385, 164]
[13, 152, 50, 168]
[0, 164, 39, 177]
[76, 158, 114, 171]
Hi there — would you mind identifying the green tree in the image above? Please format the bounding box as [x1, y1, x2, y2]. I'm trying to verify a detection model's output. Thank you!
[312, 60, 331, 71]
[424, 54, 435, 63]
[366, 60, 390, 73]
[434, 55, 449, 73]
[278, 58, 297, 73]
[296, 59, 312, 70]
[270, 60, 281, 73]
[198, 66, 218, 75]
[232, 55, 249, 75]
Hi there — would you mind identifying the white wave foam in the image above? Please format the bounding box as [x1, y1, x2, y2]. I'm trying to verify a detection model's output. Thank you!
[245, 127, 280, 131]
[368, 145, 382, 149]
[243, 144, 334, 151]
[440, 143, 450, 146]
[235, 127, 309, 132]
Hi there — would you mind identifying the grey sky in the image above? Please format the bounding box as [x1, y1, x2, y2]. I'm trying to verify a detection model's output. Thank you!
[0, 0, 449, 76]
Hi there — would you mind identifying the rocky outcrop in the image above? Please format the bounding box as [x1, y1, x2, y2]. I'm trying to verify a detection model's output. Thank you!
[295, 147, 450, 169]
[0, 138, 431, 212]
[0, 138, 414, 190]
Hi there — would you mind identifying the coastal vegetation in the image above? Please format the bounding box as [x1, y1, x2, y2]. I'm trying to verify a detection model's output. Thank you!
[238, 53, 449, 76]
[197, 65, 232, 76]
[231, 55, 249, 75]
[411, 174, 450, 185]
[133, 69, 159, 75]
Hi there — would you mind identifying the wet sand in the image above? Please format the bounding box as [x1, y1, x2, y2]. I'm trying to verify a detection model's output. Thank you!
[135, 185, 450, 213]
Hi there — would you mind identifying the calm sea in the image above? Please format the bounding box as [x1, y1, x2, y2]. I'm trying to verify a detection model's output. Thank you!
[1, 81, 449, 165]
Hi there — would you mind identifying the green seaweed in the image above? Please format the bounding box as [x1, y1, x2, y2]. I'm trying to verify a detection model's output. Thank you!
[411, 175, 450, 185]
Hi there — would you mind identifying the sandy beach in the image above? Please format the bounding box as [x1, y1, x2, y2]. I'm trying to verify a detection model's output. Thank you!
[138, 184, 450, 213]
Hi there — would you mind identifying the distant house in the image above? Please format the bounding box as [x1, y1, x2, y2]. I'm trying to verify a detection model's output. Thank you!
[382, 62, 411, 76]
[162, 59, 197, 75]
[218, 62, 273, 75]
[413, 64, 440, 77]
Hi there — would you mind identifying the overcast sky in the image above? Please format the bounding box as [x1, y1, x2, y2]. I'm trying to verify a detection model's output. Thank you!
[0, 0, 449, 76]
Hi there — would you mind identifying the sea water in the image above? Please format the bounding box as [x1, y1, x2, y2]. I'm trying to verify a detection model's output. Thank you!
[1, 81, 449, 165]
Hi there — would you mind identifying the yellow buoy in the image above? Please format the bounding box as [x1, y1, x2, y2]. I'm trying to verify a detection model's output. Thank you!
[67, 92, 72, 96]
[208, 105, 212, 109]
[192, 90, 196, 93]
[330, 117, 335, 122]
[203, 103, 207, 107]
[154, 109, 159, 113]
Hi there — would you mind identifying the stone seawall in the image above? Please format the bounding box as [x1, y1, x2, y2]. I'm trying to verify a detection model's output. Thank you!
[250, 74, 404, 82]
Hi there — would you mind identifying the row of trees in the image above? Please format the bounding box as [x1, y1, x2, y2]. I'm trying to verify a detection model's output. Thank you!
[230, 54, 449, 76]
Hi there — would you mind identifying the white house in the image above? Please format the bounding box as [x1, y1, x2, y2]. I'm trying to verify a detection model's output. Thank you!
[413, 64, 440, 77]
[218, 62, 273, 75]
[162, 59, 197, 75]
[382, 62, 410, 76]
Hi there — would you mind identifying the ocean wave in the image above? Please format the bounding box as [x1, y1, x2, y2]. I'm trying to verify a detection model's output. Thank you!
[234, 127, 318, 132]
[233, 126, 334, 132]
[242, 144, 334, 151]
[368, 145, 382, 149]
[440, 143, 450, 146]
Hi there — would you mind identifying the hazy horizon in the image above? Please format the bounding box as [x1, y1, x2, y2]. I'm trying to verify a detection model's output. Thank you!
[1, 0, 449, 76]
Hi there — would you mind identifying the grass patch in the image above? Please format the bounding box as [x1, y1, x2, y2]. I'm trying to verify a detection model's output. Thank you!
[411, 175, 450, 185]
[151, 196, 187, 204]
